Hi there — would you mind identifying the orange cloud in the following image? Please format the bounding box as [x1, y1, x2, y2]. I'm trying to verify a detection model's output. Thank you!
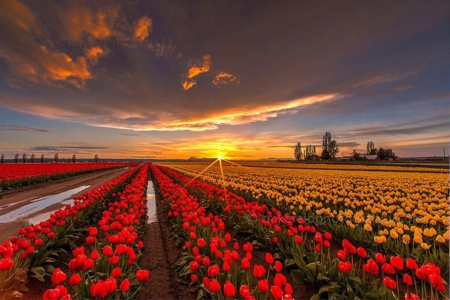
[148, 41, 176, 57]
[212, 72, 239, 86]
[0, 0, 37, 31]
[86, 46, 106, 63]
[135, 16, 152, 42]
[60, 5, 119, 42]
[182, 80, 196, 90]
[182, 54, 212, 90]
[4, 45, 92, 89]
[187, 54, 211, 79]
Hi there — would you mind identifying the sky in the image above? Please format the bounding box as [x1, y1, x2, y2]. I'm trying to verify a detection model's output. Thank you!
[0, 0, 448, 160]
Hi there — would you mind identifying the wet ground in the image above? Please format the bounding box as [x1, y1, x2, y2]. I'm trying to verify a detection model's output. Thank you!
[0, 167, 130, 243]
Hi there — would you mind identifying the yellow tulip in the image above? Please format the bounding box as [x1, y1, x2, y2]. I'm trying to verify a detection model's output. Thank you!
[444, 230, 449, 240]
[436, 235, 446, 243]
[402, 234, 410, 244]
[390, 229, 399, 239]
[423, 228, 434, 237]
[420, 242, 431, 250]
[413, 235, 423, 244]
[364, 223, 373, 232]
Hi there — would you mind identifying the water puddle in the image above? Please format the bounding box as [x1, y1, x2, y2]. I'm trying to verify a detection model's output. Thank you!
[0, 186, 90, 224]
[0, 204, 12, 211]
[147, 181, 157, 223]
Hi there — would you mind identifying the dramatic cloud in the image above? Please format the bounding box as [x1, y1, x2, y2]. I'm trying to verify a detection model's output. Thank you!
[30, 146, 109, 151]
[182, 54, 212, 90]
[134, 16, 152, 42]
[58, 4, 119, 42]
[86, 46, 105, 61]
[148, 41, 177, 57]
[212, 72, 239, 86]
[0, 0, 38, 32]
[0, 125, 52, 133]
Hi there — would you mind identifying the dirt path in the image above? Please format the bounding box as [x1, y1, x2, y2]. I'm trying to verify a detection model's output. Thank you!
[0, 167, 130, 243]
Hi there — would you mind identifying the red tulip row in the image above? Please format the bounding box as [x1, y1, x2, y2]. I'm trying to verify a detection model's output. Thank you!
[157, 166, 448, 300]
[151, 164, 295, 300]
[43, 164, 151, 300]
[0, 164, 142, 299]
[0, 163, 133, 185]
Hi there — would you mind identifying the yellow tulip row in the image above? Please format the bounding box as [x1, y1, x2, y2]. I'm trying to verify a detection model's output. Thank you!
[162, 162, 449, 251]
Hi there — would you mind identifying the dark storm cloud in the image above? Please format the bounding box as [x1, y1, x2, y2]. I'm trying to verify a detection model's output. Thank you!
[0, 125, 52, 133]
[0, 0, 448, 132]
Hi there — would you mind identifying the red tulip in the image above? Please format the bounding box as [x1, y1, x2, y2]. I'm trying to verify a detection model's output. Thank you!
[272, 236, 279, 244]
[209, 279, 221, 293]
[207, 265, 220, 277]
[285, 283, 293, 294]
[240, 285, 251, 298]
[224, 280, 236, 297]
[356, 247, 367, 258]
[258, 279, 269, 294]
[91, 249, 99, 260]
[337, 250, 347, 261]
[106, 277, 117, 293]
[383, 276, 396, 290]
[190, 274, 197, 282]
[338, 261, 352, 274]
[265, 253, 274, 264]
[103, 245, 113, 257]
[51, 268, 67, 285]
[403, 273, 413, 286]
[270, 285, 284, 299]
[202, 256, 211, 267]
[88, 227, 97, 236]
[120, 279, 130, 293]
[190, 261, 199, 271]
[273, 273, 287, 287]
[294, 235, 302, 244]
[406, 258, 418, 270]
[91, 280, 109, 298]
[43, 288, 61, 300]
[324, 232, 332, 240]
[405, 293, 421, 300]
[253, 264, 266, 278]
[136, 269, 150, 282]
[241, 258, 251, 269]
[111, 267, 122, 278]
[374, 253, 386, 264]
[363, 259, 379, 275]
[68, 273, 81, 286]
[274, 261, 283, 272]
[381, 263, 396, 275]
[109, 255, 120, 265]
[390, 256, 404, 270]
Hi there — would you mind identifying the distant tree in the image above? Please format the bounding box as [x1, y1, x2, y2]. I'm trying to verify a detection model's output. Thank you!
[94, 154, 99, 163]
[14, 153, 19, 164]
[0, 154, 4, 164]
[40, 154, 45, 163]
[294, 143, 302, 161]
[22, 153, 27, 163]
[72, 154, 76, 163]
[377, 148, 396, 160]
[30, 153, 36, 163]
[329, 140, 340, 159]
[321, 149, 330, 160]
[54, 153, 59, 163]
[352, 149, 362, 161]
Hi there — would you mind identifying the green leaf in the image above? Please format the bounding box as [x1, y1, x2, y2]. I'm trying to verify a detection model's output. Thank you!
[14, 268, 28, 282]
[306, 262, 317, 275]
[290, 269, 305, 284]
[284, 258, 296, 267]
[317, 273, 329, 281]
[30, 266, 45, 281]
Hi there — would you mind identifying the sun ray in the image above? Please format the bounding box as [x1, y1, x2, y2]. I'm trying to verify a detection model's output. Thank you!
[223, 158, 249, 169]
[183, 158, 218, 188]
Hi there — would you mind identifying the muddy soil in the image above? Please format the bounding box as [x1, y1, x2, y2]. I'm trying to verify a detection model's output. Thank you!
[0, 167, 130, 243]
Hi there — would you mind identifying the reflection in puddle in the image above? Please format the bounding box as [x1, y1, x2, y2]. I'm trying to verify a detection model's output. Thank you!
[147, 181, 157, 223]
[0, 204, 12, 210]
[0, 186, 90, 224]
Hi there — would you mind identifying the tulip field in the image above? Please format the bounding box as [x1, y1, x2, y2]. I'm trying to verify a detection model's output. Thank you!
[0, 161, 448, 299]
[0, 163, 134, 191]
